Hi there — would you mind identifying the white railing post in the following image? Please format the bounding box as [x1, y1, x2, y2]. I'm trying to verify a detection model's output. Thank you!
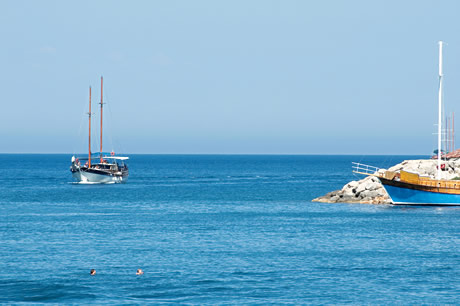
[352, 162, 381, 175]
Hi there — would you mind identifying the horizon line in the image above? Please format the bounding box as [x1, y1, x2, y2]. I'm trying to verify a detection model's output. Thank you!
[0, 152, 431, 156]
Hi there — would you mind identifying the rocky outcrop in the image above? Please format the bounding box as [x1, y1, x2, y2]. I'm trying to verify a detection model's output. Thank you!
[312, 176, 391, 204]
[312, 158, 460, 205]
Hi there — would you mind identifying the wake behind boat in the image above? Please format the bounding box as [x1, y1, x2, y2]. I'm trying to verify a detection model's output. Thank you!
[70, 77, 129, 183]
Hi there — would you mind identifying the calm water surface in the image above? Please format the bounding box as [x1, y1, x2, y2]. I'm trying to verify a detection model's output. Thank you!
[0, 154, 458, 303]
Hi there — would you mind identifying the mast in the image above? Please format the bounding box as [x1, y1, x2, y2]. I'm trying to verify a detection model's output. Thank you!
[449, 114, 452, 152]
[437, 41, 443, 180]
[88, 86, 92, 168]
[449, 116, 452, 152]
[446, 116, 448, 153]
[100, 76, 103, 162]
[449, 115, 451, 152]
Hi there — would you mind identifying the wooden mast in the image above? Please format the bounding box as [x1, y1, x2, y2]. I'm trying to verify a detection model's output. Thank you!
[447, 116, 450, 153]
[88, 86, 92, 168]
[100, 76, 103, 162]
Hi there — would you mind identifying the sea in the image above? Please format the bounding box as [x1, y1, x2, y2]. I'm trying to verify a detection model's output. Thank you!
[0, 154, 458, 304]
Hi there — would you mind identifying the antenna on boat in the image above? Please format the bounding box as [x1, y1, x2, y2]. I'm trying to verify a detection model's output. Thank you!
[88, 86, 92, 168]
[100, 76, 104, 162]
[437, 41, 444, 180]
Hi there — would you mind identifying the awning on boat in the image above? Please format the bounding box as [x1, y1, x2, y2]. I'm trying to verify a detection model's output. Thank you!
[102, 156, 129, 160]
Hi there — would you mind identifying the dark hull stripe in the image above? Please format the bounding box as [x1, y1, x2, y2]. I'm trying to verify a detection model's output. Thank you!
[70, 168, 128, 178]
[379, 177, 460, 195]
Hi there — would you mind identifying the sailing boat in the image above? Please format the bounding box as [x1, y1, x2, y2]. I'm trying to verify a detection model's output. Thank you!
[70, 77, 129, 183]
[353, 41, 460, 205]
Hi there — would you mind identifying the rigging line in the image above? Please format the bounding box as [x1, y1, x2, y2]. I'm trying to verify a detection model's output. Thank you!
[108, 95, 127, 155]
[94, 117, 100, 156]
[93, 84, 104, 156]
[93, 97, 100, 156]
[442, 102, 446, 155]
[74, 96, 91, 155]
[356, 154, 365, 169]
[385, 155, 395, 170]
[382, 154, 389, 169]
[105, 88, 125, 154]
[352, 154, 371, 180]
[105, 89, 116, 153]
[105, 84, 128, 156]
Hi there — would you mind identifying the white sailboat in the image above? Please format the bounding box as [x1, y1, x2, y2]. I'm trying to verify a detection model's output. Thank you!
[70, 77, 129, 183]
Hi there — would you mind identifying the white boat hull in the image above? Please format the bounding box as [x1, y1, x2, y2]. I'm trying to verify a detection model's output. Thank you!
[71, 169, 127, 184]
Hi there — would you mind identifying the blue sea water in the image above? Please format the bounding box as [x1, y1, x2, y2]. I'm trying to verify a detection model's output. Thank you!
[0, 154, 458, 304]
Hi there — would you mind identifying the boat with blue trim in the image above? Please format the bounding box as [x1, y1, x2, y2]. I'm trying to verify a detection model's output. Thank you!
[353, 41, 460, 205]
[353, 162, 460, 206]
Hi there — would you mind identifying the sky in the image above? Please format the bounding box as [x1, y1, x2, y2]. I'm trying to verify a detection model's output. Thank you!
[1, 0, 460, 154]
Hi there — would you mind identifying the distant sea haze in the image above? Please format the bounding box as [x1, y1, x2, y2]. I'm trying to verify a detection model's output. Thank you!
[0, 154, 457, 303]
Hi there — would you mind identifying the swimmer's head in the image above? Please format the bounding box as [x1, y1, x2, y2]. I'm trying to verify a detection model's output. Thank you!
[136, 269, 144, 275]
[90, 269, 96, 275]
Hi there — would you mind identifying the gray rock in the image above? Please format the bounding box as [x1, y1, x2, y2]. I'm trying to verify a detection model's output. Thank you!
[342, 188, 355, 198]
[347, 180, 359, 189]
[330, 195, 339, 202]
[364, 190, 381, 199]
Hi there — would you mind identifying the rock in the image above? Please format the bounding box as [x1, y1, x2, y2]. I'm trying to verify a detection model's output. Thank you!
[312, 175, 390, 205]
[364, 190, 381, 199]
[347, 180, 359, 189]
[323, 191, 336, 199]
[342, 188, 355, 198]
[355, 183, 366, 195]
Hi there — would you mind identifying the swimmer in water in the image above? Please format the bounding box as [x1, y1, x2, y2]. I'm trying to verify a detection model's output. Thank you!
[90, 269, 96, 275]
[136, 269, 144, 275]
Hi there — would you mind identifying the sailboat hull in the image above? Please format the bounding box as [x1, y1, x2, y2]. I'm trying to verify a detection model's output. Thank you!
[382, 182, 460, 206]
[71, 169, 128, 184]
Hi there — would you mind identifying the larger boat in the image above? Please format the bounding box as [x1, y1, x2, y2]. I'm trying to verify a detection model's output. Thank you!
[353, 41, 460, 206]
[70, 77, 129, 183]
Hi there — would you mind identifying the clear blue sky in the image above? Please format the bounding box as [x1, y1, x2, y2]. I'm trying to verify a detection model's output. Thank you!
[1, 0, 459, 154]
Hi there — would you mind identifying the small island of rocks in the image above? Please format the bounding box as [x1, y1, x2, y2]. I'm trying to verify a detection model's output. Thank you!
[312, 158, 460, 205]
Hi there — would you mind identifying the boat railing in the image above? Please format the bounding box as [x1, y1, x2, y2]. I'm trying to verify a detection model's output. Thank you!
[352, 162, 382, 176]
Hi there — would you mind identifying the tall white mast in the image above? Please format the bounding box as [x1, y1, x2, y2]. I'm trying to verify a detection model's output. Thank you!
[437, 41, 444, 180]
